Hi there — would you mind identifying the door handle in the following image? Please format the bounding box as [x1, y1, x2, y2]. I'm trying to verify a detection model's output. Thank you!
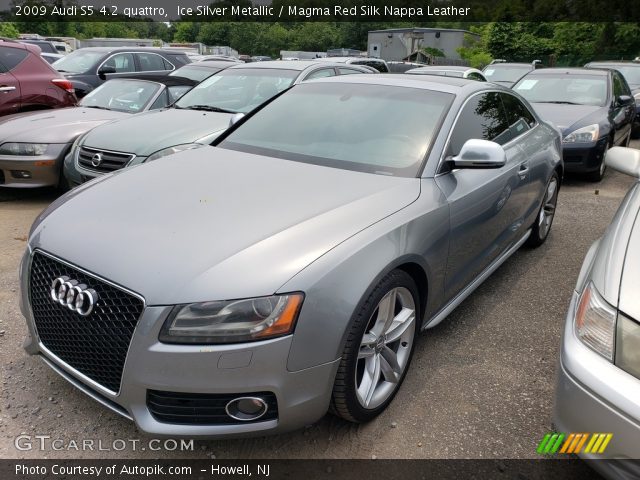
[518, 163, 529, 178]
[0, 86, 16, 92]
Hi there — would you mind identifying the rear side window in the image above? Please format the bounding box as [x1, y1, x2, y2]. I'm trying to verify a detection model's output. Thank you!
[447, 92, 512, 156]
[136, 53, 168, 72]
[103, 53, 135, 73]
[338, 68, 364, 76]
[305, 68, 336, 80]
[500, 93, 536, 138]
[0, 47, 29, 72]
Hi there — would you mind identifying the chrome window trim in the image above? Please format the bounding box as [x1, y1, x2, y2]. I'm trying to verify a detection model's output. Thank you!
[96, 51, 175, 75]
[434, 89, 540, 176]
[27, 248, 146, 398]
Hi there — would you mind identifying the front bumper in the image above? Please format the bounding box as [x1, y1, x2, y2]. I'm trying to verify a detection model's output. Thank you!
[554, 292, 640, 468]
[19, 250, 338, 438]
[0, 144, 68, 188]
[561, 137, 608, 174]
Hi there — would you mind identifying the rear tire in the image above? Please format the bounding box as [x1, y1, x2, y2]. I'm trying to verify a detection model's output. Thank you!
[525, 171, 559, 248]
[331, 270, 419, 423]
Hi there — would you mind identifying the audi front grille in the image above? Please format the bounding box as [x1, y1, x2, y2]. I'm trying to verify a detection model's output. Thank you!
[77, 146, 134, 173]
[28, 251, 144, 393]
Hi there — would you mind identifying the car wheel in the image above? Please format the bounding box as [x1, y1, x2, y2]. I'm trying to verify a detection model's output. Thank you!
[587, 145, 608, 182]
[525, 171, 559, 248]
[331, 270, 419, 423]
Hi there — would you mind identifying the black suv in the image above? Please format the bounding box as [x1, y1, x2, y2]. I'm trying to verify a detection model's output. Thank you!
[52, 47, 191, 97]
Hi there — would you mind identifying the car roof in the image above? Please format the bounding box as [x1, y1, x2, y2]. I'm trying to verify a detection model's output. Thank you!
[526, 67, 609, 76]
[487, 63, 533, 68]
[227, 60, 342, 71]
[319, 56, 386, 63]
[586, 61, 640, 67]
[306, 73, 504, 95]
[410, 66, 476, 72]
[70, 47, 184, 54]
[111, 75, 198, 87]
[177, 61, 233, 70]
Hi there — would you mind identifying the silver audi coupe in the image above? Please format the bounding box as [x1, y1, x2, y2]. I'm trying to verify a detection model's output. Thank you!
[20, 75, 562, 437]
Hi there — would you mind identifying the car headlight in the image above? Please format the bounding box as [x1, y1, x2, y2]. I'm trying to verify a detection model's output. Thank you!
[616, 313, 640, 379]
[146, 143, 203, 162]
[563, 124, 599, 144]
[574, 282, 616, 360]
[0, 142, 48, 155]
[159, 293, 304, 344]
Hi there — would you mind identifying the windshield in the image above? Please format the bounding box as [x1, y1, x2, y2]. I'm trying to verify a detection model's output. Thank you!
[514, 74, 608, 106]
[484, 66, 531, 83]
[218, 83, 452, 177]
[53, 50, 104, 74]
[169, 65, 221, 82]
[79, 80, 161, 113]
[591, 65, 640, 86]
[174, 68, 299, 113]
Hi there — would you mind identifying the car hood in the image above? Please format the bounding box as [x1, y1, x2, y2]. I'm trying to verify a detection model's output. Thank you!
[618, 204, 640, 321]
[29, 147, 420, 305]
[530, 103, 603, 135]
[0, 107, 127, 144]
[81, 108, 232, 156]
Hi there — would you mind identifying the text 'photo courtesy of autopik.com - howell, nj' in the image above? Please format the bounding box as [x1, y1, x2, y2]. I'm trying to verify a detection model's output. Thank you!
[2, 0, 640, 479]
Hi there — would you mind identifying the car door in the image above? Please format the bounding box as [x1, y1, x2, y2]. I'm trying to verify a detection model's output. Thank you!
[435, 92, 530, 299]
[0, 46, 24, 115]
[611, 71, 634, 144]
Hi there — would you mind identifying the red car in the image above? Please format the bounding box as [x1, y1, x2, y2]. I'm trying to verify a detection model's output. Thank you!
[0, 39, 76, 116]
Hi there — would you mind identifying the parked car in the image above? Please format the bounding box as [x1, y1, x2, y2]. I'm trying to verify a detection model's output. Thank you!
[18, 39, 59, 55]
[166, 61, 234, 82]
[64, 61, 372, 186]
[21, 75, 562, 437]
[483, 62, 536, 87]
[387, 61, 425, 73]
[251, 55, 272, 62]
[554, 146, 640, 479]
[52, 47, 191, 98]
[585, 61, 640, 138]
[319, 56, 390, 73]
[200, 55, 243, 63]
[40, 52, 64, 65]
[406, 66, 486, 81]
[0, 39, 76, 116]
[0, 77, 195, 189]
[513, 68, 635, 181]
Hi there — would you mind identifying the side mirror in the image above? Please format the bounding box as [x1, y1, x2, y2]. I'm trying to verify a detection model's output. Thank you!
[605, 146, 640, 178]
[228, 112, 245, 127]
[617, 95, 633, 106]
[97, 65, 116, 79]
[451, 139, 507, 169]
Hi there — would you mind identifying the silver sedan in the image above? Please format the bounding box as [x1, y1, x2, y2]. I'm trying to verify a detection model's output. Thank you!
[20, 75, 562, 437]
[554, 146, 640, 478]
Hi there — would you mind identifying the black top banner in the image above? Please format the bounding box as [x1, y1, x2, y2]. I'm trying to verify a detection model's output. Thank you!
[1, 0, 639, 22]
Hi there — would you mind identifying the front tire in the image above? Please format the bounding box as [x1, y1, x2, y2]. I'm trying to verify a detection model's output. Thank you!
[331, 270, 419, 423]
[525, 171, 559, 248]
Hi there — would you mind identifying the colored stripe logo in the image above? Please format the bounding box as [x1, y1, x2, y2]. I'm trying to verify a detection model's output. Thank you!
[537, 433, 612, 455]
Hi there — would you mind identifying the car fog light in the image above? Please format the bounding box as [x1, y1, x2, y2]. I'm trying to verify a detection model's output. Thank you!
[574, 282, 616, 360]
[616, 314, 640, 379]
[10, 170, 31, 179]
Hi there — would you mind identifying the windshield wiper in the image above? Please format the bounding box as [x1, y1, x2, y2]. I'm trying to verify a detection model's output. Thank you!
[185, 105, 236, 113]
[536, 100, 582, 105]
[83, 105, 111, 110]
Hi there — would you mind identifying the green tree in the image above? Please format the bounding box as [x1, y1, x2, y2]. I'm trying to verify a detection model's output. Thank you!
[0, 22, 19, 38]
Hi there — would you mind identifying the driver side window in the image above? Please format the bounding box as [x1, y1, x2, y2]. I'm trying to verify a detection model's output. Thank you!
[103, 53, 135, 73]
[447, 92, 512, 158]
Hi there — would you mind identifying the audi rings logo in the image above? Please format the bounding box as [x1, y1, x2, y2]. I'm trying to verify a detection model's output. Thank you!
[91, 153, 102, 168]
[50, 276, 99, 316]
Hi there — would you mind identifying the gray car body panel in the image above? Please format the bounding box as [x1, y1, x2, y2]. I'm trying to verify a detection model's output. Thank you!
[22, 75, 562, 436]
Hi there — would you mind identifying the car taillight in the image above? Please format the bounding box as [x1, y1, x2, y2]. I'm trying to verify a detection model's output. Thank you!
[51, 78, 74, 93]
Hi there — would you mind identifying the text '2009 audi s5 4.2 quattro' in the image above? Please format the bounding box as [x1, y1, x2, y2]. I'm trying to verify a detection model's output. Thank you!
[20, 75, 562, 437]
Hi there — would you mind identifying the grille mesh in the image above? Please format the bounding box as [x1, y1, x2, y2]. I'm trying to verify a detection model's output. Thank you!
[77, 146, 134, 173]
[29, 251, 144, 393]
[147, 390, 278, 425]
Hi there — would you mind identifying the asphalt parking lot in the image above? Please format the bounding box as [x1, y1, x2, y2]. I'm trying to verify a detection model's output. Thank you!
[0, 147, 637, 460]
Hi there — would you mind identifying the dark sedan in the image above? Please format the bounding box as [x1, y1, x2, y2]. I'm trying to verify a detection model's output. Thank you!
[513, 68, 635, 181]
[52, 47, 191, 98]
[585, 61, 640, 138]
